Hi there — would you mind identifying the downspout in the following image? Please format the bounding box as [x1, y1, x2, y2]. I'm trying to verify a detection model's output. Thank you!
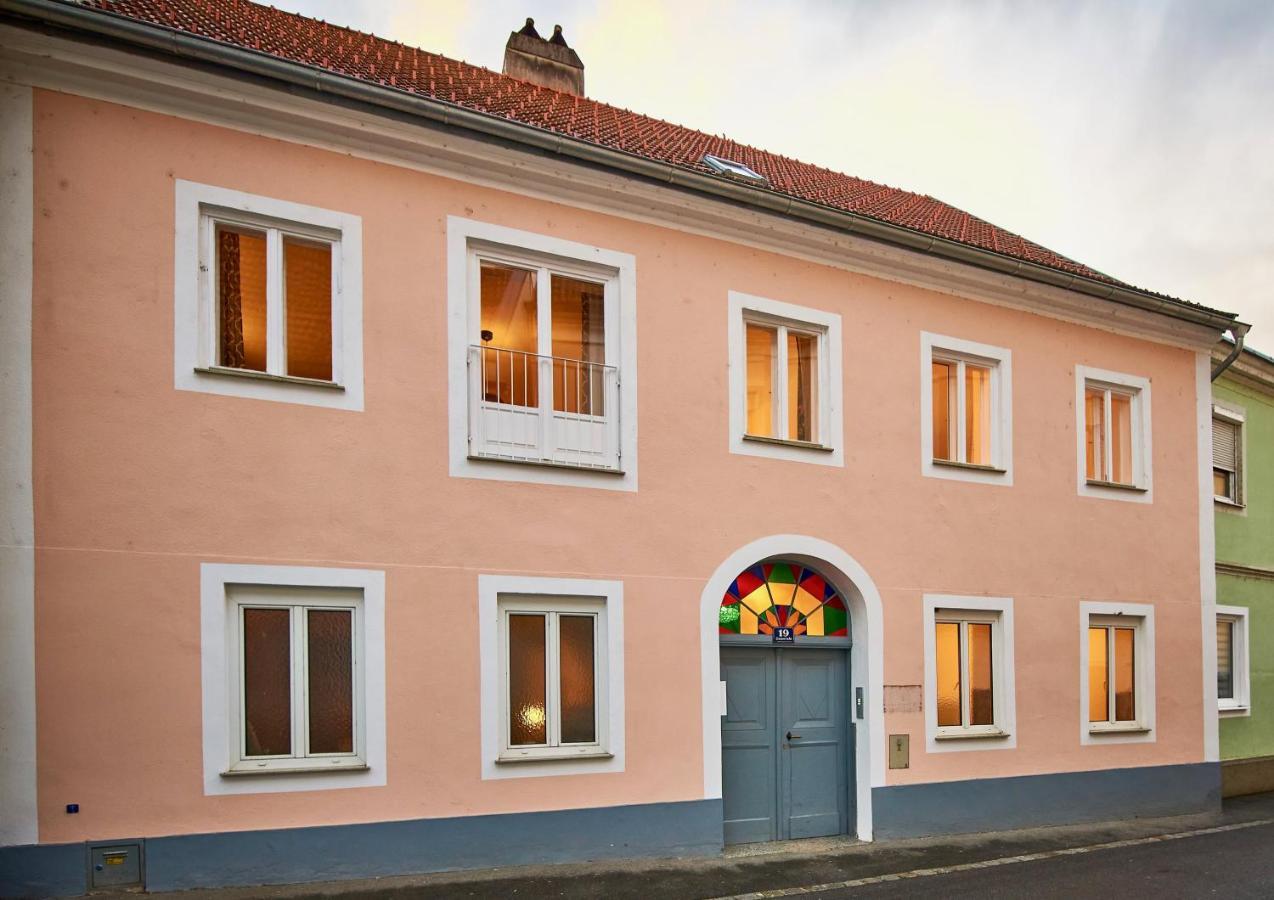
[1211, 322, 1251, 381]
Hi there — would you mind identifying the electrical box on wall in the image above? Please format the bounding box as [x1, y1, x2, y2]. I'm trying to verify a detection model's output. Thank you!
[888, 733, 909, 769]
[88, 842, 144, 891]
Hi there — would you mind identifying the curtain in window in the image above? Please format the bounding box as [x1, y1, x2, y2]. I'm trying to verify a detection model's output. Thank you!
[218, 229, 246, 369]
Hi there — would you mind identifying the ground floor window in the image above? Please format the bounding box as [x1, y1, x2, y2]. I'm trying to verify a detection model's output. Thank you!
[1217, 605, 1250, 715]
[923, 595, 1015, 749]
[1080, 602, 1155, 742]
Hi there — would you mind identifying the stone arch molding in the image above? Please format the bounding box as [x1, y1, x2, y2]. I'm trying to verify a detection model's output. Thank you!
[699, 534, 885, 841]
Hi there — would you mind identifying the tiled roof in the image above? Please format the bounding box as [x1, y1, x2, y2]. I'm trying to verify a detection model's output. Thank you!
[76, 0, 1142, 292]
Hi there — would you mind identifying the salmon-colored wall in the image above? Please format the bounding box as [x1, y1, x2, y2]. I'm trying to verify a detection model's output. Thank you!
[31, 90, 1206, 843]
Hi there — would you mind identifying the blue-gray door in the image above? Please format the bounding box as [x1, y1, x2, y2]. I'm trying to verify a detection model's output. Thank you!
[721, 646, 849, 844]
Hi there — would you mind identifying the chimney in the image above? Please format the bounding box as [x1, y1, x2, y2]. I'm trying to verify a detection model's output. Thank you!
[503, 18, 585, 96]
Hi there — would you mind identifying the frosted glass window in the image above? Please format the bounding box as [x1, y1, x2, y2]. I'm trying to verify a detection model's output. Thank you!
[559, 615, 597, 744]
[306, 609, 353, 754]
[934, 615, 998, 732]
[508, 614, 548, 746]
[235, 593, 362, 770]
[935, 622, 961, 727]
[284, 237, 333, 381]
[930, 352, 999, 467]
[1088, 626, 1108, 723]
[242, 608, 291, 757]
[501, 603, 603, 754]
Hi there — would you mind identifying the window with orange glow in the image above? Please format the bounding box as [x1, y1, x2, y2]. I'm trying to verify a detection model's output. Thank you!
[742, 317, 823, 444]
[1088, 622, 1140, 726]
[502, 600, 603, 755]
[930, 352, 998, 467]
[1084, 382, 1140, 486]
[214, 221, 334, 382]
[934, 615, 998, 732]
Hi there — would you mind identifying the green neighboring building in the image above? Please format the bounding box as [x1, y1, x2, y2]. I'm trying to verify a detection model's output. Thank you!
[1214, 343, 1274, 796]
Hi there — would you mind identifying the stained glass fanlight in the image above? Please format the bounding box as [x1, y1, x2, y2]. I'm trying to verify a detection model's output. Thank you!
[719, 562, 848, 638]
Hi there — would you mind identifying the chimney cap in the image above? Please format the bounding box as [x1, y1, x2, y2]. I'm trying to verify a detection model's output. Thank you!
[517, 17, 541, 38]
[549, 24, 569, 47]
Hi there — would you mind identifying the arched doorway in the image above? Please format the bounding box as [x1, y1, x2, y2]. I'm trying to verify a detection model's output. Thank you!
[699, 536, 884, 843]
[718, 561, 851, 843]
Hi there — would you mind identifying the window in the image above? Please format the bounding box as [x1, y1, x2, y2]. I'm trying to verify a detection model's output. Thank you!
[1080, 602, 1155, 742]
[501, 598, 604, 757]
[920, 333, 1012, 484]
[718, 562, 849, 638]
[1216, 606, 1250, 715]
[1075, 366, 1151, 500]
[1212, 408, 1244, 505]
[229, 587, 363, 773]
[200, 564, 386, 794]
[479, 575, 624, 778]
[448, 218, 636, 490]
[728, 292, 843, 466]
[702, 153, 768, 185]
[175, 181, 364, 410]
[923, 596, 1015, 750]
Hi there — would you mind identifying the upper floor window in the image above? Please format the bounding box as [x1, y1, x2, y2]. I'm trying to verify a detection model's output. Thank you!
[1074, 366, 1152, 502]
[920, 333, 1012, 485]
[728, 292, 844, 467]
[448, 218, 636, 490]
[1212, 407, 1244, 506]
[1080, 601, 1155, 743]
[174, 181, 364, 410]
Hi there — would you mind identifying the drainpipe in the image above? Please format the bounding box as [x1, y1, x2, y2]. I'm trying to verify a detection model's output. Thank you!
[1211, 322, 1251, 381]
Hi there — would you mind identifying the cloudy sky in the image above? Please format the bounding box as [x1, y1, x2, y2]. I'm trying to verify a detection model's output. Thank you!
[275, 0, 1273, 353]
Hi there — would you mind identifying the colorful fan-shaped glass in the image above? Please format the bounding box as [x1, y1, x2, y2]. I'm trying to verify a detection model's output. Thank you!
[718, 562, 848, 637]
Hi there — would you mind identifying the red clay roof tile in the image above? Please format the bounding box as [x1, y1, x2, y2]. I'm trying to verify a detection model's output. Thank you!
[78, 0, 1160, 293]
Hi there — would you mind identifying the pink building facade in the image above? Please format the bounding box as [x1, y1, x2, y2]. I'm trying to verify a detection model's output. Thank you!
[0, 1, 1243, 894]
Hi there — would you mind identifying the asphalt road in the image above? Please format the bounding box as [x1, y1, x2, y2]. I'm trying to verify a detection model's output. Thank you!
[808, 821, 1274, 899]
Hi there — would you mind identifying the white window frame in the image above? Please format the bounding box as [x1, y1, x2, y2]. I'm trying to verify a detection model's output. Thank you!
[200, 564, 386, 795]
[1212, 404, 1246, 509]
[478, 575, 625, 779]
[1216, 605, 1250, 716]
[498, 596, 608, 761]
[920, 333, 1013, 485]
[446, 217, 637, 491]
[174, 180, 364, 411]
[1079, 601, 1156, 744]
[727, 291, 843, 466]
[1075, 366, 1152, 502]
[922, 595, 1016, 752]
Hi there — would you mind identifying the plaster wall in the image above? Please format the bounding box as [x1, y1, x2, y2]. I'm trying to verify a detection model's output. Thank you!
[30, 90, 1208, 844]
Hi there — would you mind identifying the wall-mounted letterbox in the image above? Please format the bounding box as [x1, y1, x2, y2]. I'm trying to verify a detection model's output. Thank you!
[88, 842, 143, 890]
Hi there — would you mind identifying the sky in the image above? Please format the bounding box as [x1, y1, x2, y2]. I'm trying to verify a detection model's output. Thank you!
[273, 0, 1274, 354]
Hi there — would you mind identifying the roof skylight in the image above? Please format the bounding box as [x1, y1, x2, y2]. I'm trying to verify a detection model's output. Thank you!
[701, 154, 768, 185]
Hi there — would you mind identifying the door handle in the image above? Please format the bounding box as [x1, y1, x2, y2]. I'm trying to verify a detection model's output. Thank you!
[786, 731, 801, 741]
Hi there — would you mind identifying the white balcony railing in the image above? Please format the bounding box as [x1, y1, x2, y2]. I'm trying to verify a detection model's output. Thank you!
[467, 345, 621, 471]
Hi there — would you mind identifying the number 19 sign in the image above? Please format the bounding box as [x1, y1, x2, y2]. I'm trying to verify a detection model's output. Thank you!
[772, 626, 794, 644]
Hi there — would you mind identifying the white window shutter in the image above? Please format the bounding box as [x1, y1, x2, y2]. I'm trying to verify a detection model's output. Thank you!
[1213, 417, 1237, 471]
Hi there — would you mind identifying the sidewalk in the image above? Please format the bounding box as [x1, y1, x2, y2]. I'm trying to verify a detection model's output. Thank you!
[106, 793, 1274, 900]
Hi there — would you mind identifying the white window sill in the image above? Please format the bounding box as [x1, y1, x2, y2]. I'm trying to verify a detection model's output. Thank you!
[1214, 497, 1246, 509]
[934, 728, 1011, 741]
[932, 459, 1007, 475]
[1085, 479, 1148, 493]
[467, 453, 625, 475]
[221, 763, 369, 777]
[1219, 704, 1250, 718]
[1088, 724, 1151, 735]
[195, 366, 345, 391]
[496, 750, 614, 764]
[742, 434, 835, 453]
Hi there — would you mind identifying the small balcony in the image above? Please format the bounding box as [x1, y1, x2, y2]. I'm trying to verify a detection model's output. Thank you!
[467, 345, 621, 471]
